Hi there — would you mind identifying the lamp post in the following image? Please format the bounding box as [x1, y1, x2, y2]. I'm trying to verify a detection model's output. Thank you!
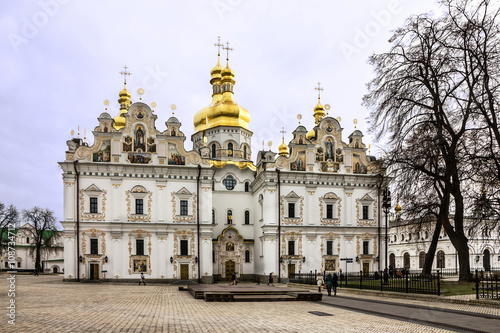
[382, 188, 391, 273]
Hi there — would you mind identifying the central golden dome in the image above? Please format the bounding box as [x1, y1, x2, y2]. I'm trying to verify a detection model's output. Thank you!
[194, 59, 250, 133]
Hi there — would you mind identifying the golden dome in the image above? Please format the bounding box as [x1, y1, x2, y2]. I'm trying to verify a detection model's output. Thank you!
[194, 60, 250, 133]
[113, 83, 132, 130]
[306, 128, 316, 141]
[395, 201, 402, 214]
[279, 138, 288, 156]
[314, 99, 325, 125]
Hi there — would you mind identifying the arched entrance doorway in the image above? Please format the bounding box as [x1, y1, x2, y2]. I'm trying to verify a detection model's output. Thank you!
[483, 249, 491, 271]
[389, 253, 395, 269]
[403, 252, 410, 269]
[52, 266, 59, 273]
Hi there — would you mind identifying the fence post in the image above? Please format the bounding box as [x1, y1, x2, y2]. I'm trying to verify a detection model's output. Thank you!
[381, 271, 383, 291]
[360, 271, 363, 290]
[475, 269, 479, 300]
[405, 270, 409, 293]
[437, 270, 440, 296]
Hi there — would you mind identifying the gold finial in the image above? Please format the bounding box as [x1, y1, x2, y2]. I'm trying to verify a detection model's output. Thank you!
[171, 104, 176, 116]
[280, 126, 286, 139]
[223, 41, 233, 62]
[203, 136, 207, 147]
[84, 129, 86, 141]
[325, 104, 330, 116]
[104, 99, 109, 106]
[120, 65, 132, 84]
[368, 144, 371, 155]
[267, 141, 273, 151]
[77, 126, 80, 138]
[262, 140, 265, 151]
[297, 114, 302, 125]
[314, 81, 324, 100]
[70, 129, 75, 137]
[214, 36, 222, 57]
[395, 199, 402, 214]
[337, 116, 341, 122]
[353, 118, 358, 129]
[137, 88, 144, 101]
[151, 102, 157, 108]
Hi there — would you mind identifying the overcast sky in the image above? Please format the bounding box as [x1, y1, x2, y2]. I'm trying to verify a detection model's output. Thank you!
[0, 0, 443, 224]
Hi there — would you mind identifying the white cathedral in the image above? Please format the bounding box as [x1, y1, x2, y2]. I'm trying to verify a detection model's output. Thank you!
[60, 50, 384, 283]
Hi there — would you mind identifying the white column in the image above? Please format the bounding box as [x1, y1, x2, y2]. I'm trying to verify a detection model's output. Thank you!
[64, 236, 75, 278]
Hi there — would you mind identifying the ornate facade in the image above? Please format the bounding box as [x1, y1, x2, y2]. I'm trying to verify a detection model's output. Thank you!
[60, 49, 387, 283]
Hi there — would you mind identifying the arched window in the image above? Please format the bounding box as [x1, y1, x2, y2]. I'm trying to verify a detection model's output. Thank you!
[227, 210, 233, 224]
[403, 252, 410, 269]
[243, 145, 247, 159]
[212, 209, 215, 224]
[437, 250, 445, 269]
[419, 252, 426, 268]
[245, 182, 249, 192]
[26, 237, 29, 244]
[244, 210, 250, 224]
[228, 143, 233, 157]
[483, 249, 491, 271]
[389, 253, 395, 269]
[245, 250, 250, 263]
[211, 144, 217, 158]
[17, 262, 21, 268]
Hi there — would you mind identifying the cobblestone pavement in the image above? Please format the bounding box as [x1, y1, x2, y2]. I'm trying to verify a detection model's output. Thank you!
[0, 274, 456, 333]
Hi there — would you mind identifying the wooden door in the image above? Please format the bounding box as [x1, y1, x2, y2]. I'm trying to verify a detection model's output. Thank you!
[288, 264, 295, 278]
[90, 264, 99, 280]
[484, 249, 491, 271]
[225, 260, 235, 280]
[363, 263, 369, 276]
[180, 264, 189, 280]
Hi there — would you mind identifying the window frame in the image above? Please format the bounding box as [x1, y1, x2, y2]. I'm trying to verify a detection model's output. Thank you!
[180, 239, 189, 256]
[90, 197, 98, 213]
[136, 198, 144, 215]
[90, 238, 98, 255]
[326, 240, 333, 255]
[136, 239, 144, 256]
[288, 203, 295, 218]
[180, 200, 188, 216]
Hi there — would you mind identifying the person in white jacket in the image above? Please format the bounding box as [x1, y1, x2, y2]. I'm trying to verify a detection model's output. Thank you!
[316, 273, 324, 292]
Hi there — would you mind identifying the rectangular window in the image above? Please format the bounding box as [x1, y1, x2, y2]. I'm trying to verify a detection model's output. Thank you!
[326, 204, 333, 219]
[362, 206, 369, 219]
[288, 240, 295, 255]
[136, 199, 144, 215]
[245, 211, 250, 224]
[136, 239, 144, 256]
[90, 197, 98, 213]
[180, 240, 188, 256]
[180, 200, 188, 216]
[363, 241, 369, 255]
[288, 203, 295, 218]
[326, 240, 333, 255]
[90, 239, 98, 254]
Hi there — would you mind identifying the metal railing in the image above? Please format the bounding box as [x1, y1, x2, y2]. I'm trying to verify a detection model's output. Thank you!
[291, 270, 440, 296]
[475, 269, 500, 299]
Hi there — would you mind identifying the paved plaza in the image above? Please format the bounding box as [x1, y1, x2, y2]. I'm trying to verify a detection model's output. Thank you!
[0, 274, 469, 332]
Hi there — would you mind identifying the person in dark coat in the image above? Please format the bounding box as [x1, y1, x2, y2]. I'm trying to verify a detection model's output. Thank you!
[139, 272, 146, 285]
[325, 273, 333, 296]
[332, 272, 339, 295]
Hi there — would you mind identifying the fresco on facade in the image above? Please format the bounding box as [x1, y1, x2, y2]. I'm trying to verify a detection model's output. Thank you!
[92, 140, 111, 162]
[168, 143, 185, 165]
[290, 151, 305, 171]
[128, 152, 152, 164]
[134, 126, 146, 151]
[147, 137, 156, 153]
[325, 259, 336, 271]
[133, 259, 147, 273]
[122, 136, 132, 152]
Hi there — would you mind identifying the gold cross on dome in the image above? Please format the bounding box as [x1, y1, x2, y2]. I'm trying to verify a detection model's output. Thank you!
[214, 36, 223, 56]
[223, 41, 233, 61]
[120, 65, 132, 84]
[280, 126, 286, 139]
[314, 81, 324, 99]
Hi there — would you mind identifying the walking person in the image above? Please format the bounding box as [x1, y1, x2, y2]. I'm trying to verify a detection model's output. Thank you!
[268, 272, 274, 286]
[139, 272, 146, 285]
[316, 273, 324, 293]
[231, 272, 237, 285]
[332, 272, 339, 296]
[34, 268, 39, 276]
[325, 273, 333, 296]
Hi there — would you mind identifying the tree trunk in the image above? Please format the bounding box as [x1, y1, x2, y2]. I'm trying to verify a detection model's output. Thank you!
[35, 246, 42, 273]
[422, 218, 442, 275]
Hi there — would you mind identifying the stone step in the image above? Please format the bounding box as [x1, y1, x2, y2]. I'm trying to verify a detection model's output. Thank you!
[233, 294, 297, 302]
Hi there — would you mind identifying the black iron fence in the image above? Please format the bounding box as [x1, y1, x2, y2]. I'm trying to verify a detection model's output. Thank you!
[290, 270, 440, 296]
[475, 269, 500, 299]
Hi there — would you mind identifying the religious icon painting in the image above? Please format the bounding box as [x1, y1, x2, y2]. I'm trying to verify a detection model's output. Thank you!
[133, 259, 147, 273]
[168, 143, 185, 165]
[290, 151, 306, 171]
[325, 259, 336, 271]
[93, 140, 111, 162]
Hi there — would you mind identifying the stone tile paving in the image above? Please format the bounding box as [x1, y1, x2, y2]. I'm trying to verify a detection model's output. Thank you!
[0, 274, 454, 333]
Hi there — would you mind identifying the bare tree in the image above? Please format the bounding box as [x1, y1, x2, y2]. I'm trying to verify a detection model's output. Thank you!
[0, 203, 19, 254]
[363, 0, 500, 280]
[22, 207, 61, 274]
